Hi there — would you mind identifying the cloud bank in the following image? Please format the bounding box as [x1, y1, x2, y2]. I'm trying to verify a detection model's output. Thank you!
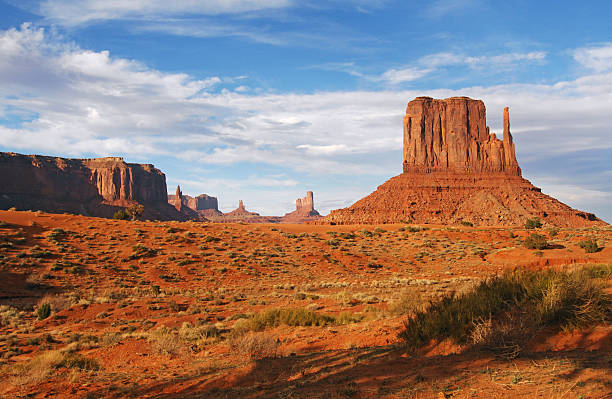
[0, 24, 611, 219]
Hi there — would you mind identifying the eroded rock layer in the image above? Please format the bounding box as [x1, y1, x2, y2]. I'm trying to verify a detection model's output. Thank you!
[322, 173, 602, 227]
[403, 97, 520, 175]
[0, 152, 187, 220]
[320, 97, 605, 227]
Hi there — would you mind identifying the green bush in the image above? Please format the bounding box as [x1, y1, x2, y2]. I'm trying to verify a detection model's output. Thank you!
[37, 303, 51, 320]
[523, 233, 548, 250]
[398, 268, 610, 351]
[126, 204, 144, 220]
[525, 217, 542, 229]
[113, 209, 130, 220]
[460, 221, 474, 227]
[578, 238, 600, 253]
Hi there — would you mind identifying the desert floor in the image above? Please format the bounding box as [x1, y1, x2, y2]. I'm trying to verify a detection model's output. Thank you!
[0, 210, 610, 398]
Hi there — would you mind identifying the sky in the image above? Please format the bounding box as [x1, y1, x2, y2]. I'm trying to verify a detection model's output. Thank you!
[0, 0, 611, 221]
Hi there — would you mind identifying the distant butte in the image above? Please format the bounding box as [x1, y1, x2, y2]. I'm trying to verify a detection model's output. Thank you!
[168, 186, 220, 220]
[281, 191, 322, 223]
[320, 96, 605, 227]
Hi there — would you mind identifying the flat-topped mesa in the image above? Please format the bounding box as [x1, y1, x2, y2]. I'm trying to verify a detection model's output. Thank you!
[402, 97, 521, 175]
[193, 194, 218, 212]
[0, 152, 188, 220]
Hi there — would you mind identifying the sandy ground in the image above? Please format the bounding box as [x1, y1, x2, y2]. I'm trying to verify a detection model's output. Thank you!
[0, 210, 610, 398]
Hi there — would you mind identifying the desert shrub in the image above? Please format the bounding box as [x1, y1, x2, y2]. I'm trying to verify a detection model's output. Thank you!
[8, 350, 64, 385]
[229, 332, 278, 360]
[59, 353, 99, 370]
[129, 244, 157, 260]
[179, 322, 219, 343]
[399, 226, 425, 233]
[525, 217, 542, 229]
[335, 311, 364, 325]
[578, 238, 600, 253]
[389, 288, 426, 315]
[231, 307, 361, 337]
[398, 268, 610, 352]
[149, 326, 183, 356]
[523, 233, 548, 250]
[547, 228, 559, 237]
[460, 221, 474, 227]
[0, 305, 22, 327]
[585, 264, 612, 279]
[126, 204, 144, 220]
[37, 303, 51, 320]
[113, 209, 129, 220]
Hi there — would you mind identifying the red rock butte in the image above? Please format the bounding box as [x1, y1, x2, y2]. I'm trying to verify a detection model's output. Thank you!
[321, 96, 605, 227]
[281, 191, 322, 223]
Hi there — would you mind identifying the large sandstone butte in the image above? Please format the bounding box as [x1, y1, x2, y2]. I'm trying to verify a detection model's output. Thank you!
[281, 191, 322, 223]
[321, 97, 605, 227]
[0, 152, 187, 221]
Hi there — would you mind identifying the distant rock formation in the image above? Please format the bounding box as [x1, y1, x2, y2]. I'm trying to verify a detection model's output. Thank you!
[227, 200, 257, 216]
[320, 97, 605, 227]
[0, 152, 188, 220]
[212, 200, 280, 223]
[281, 191, 322, 223]
[168, 187, 219, 219]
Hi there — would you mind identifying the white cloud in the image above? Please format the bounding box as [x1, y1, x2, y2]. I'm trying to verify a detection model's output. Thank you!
[573, 43, 612, 72]
[376, 51, 547, 84]
[37, 0, 293, 26]
[380, 67, 433, 84]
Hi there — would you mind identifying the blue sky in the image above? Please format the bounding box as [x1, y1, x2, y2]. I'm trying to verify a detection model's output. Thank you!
[0, 0, 611, 221]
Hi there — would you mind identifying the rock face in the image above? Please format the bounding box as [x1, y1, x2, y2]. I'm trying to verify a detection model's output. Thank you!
[281, 191, 322, 223]
[320, 97, 605, 227]
[403, 97, 520, 175]
[168, 188, 219, 219]
[0, 152, 188, 220]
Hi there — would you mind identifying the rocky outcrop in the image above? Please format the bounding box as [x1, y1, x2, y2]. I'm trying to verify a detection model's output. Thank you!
[168, 187, 217, 219]
[207, 200, 280, 223]
[0, 152, 189, 220]
[403, 97, 520, 175]
[320, 97, 605, 227]
[281, 191, 322, 223]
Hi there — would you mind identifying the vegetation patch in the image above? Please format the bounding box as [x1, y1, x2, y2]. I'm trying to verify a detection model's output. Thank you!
[232, 307, 363, 336]
[398, 267, 610, 353]
[523, 233, 548, 250]
[578, 237, 601, 253]
[525, 217, 542, 229]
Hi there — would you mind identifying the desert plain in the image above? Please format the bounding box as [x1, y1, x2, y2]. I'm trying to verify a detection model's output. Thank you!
[0, 209, 610, 398]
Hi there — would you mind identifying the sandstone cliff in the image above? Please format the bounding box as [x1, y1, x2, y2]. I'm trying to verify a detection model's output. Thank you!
[168, 191, 219, 214]
[320, 97, 605, 227]
[281, 191, 322, 223]
[0, 152, 187, 220]
[403, 97, 520, 175]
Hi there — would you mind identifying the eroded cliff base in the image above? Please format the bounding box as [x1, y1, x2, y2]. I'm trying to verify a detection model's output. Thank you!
[321, 172, 605, 227]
